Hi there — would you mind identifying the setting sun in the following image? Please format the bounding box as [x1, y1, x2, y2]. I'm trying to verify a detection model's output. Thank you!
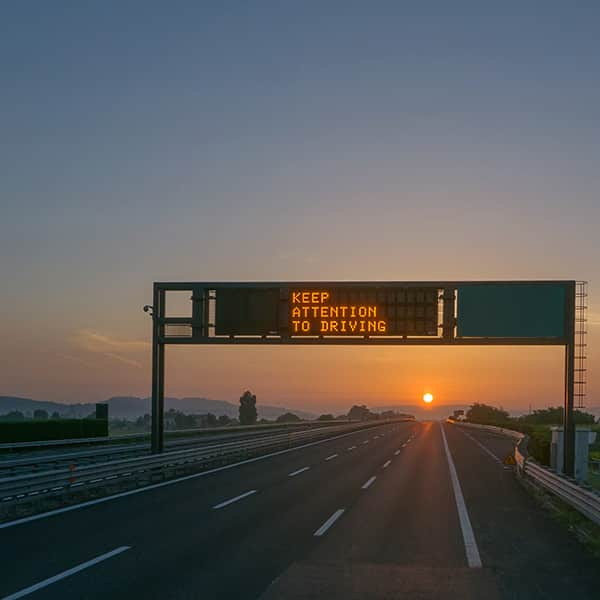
[423, 393, 434, 404]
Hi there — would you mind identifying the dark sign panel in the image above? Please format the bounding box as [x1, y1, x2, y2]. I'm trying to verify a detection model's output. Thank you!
[215, 288, 280, 336]
[456, 283, 565, 338]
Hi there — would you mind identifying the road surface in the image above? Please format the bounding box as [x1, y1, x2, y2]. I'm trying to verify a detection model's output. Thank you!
[1, 421, 597, 599]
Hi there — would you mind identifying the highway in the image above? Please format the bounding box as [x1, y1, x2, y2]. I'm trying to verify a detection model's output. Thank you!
[0, 421, 597, 599]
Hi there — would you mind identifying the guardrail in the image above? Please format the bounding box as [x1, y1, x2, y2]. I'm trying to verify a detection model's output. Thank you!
[0, 422, 346, 476]
[0, 420, 348, 451]
[0, 419, 409, 506]
[448, 420, 600, 527]
[446, 419, 524, 441]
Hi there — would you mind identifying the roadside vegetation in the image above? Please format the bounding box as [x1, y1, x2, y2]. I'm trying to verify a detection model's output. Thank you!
[1, 392, 414, 443]
[450, 403, 600, 489]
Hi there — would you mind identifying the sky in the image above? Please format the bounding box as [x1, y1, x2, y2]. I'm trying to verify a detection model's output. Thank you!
[1, 2, 599, 414]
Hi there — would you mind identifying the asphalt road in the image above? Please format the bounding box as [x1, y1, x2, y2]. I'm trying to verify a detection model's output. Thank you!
[0, 421, 597, 599]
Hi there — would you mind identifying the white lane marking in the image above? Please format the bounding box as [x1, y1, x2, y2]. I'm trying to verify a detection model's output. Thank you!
[325, 453, 338, 461]
[439, 423, 482, 568]
[362, 440, 369, 445]
[2, 546, 130, 600]
[314, 509, 345, 536]
[347, 446, 356, 451]
[459, 429, 503, 465]
[0, 425, 392, 530]
[288, 467, 310, 477]
[361, 476, 376, 489]
[382, 460, 391, 469]
[213, 489, 257, 510]
[394, 450, 401, 456]
[401, 443, 407, 448]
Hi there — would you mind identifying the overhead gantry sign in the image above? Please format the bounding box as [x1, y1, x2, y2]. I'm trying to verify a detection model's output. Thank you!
[148, 280, 583, 475]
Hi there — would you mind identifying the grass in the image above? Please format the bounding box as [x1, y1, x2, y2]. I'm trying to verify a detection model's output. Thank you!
[521, 477, 600, 558]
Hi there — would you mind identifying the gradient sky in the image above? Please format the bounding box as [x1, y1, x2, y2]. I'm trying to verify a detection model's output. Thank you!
[1, 2, 599, 413]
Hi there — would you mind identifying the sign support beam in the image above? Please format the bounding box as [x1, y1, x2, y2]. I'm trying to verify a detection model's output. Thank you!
[151, 286, 165, 454]
[563, 282, 576, 476]
[147, 280, 582, 472]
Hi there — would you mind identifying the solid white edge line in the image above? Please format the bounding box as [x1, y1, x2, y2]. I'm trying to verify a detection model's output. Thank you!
[1, 425, 393, 529]
[439, 423, 482, 568]
[325, 454, 338, 461]
[212, 489, 257, 509]
[288, 467, 310, 477]
[313, 509, 345, 536]
[361, 476, 376, 489]
[2, 546, 131, 600]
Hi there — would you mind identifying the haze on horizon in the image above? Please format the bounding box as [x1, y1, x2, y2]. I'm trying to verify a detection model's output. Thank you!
[1, 3, 598, 414]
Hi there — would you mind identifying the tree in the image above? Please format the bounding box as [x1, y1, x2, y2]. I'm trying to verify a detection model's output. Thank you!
[347, 405, 374, 421]
[33, 409, 48, 420]
[2, 410, 24, 421]
[317, 414, 334, 421]
[518, 407, 595, 426]
[218, 415, 231, 426]
[204, 413, 218, 427]
[276, 412, 301, 423]
[51, 411, 60, 419]
[239, 390, 257, 425]
[136, 414, 151, 430]
[466, 403, 510, 424]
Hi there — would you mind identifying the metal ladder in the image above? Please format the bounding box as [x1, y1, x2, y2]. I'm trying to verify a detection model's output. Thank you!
[574, 281, 588, 408]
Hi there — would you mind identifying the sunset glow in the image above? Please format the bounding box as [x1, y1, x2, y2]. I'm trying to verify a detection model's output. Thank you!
[423, 393, 434, 404]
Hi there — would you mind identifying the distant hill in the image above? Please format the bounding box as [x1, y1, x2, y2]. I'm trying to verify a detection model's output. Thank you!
[0, 396, 93, 418]
[0, 396, 316, 421]
[372, 404, 471, 421]
[4, 395, 595, 423]
[373, 403, 600, 422]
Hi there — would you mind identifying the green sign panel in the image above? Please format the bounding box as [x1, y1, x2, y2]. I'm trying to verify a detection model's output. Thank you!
[456, 284, 565, 339]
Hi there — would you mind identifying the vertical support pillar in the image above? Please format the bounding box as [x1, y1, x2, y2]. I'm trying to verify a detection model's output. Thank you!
[191, 287, 206, 339]
[442, 287, 456, 341]
[563, 282, 576, 476]
[151, 285, 165, 454]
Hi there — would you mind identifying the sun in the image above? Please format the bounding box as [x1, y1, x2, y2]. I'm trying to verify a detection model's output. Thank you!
[423, 392, 434, 404]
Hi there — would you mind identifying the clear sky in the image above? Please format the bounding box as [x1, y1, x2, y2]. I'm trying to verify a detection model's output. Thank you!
[1, 2, 599, 413]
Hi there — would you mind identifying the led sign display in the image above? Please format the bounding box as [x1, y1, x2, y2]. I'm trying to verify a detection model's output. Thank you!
[288, 287, 439, 337]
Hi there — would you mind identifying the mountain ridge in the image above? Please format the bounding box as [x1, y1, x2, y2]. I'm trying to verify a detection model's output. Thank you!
[0, 396, 317, 420]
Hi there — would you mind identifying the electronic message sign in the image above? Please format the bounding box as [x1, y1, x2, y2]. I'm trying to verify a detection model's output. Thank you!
[288, 287, 438, 337]
[213, 285, 439, 338]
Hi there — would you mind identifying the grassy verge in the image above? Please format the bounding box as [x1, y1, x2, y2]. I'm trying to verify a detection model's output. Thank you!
[520, 476, 600, 558]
